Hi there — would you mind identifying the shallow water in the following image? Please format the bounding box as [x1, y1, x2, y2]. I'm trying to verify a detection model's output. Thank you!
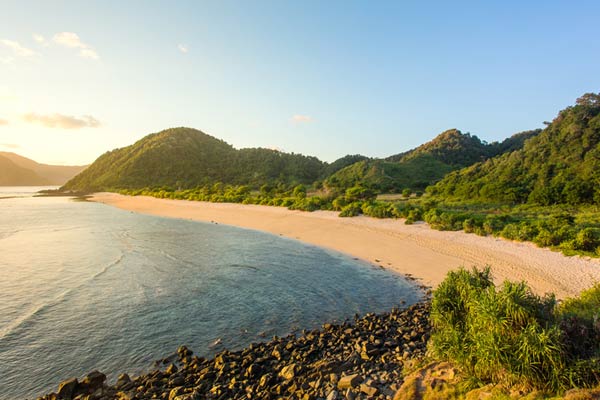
[0, 187, 420, 399]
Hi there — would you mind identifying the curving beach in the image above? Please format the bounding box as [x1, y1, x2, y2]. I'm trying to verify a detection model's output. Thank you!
[92, 193, 600, 299]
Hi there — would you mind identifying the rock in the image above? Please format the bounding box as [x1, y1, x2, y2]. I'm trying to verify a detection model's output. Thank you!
[115, 391, 135, 400]
[360, 382, 379, 397]
[177, 345, 192, 357]
[329, 373, 340, 384]
[173, 393, 201, 400]
[80, 370, 106, 392]
[38, 302, 433, 400]
[115, 373, 131, 389]
[279, 363, 300, 380]
[169, 375, 185, 386]
[165, 363, 178, 375]
[56, 378, 78, 399]
[245, 363, 262, 377]
[169, 387, 183, 400]
[337, 374, 362, 389]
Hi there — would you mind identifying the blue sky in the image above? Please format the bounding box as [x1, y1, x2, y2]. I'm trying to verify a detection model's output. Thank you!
[1, 0, 599, 165]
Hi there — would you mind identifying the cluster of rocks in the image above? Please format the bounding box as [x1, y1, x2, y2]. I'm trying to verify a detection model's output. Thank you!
[38, 302, 431, 400]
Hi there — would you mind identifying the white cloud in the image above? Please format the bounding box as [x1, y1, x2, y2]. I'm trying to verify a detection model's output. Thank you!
[23, 113, 101, 129]
[33, 33, 48, 46]
[0, 118, 8, 126]
[53, 32, 85, 48]
[178, 44, 188, 54]
[53, 32, 99, 59]
[79, 48, 99, 60]
[0, 39, 36, 57]
[290, 114, 313, 123]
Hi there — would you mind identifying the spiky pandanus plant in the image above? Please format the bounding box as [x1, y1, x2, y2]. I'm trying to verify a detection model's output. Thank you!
[430, 267, 600, 393]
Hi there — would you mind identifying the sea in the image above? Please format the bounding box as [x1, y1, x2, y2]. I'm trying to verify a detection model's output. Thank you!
[0, 187, 421, 399]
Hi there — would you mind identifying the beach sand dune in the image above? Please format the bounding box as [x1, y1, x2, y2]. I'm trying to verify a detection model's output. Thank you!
[92, 193, 600, 299]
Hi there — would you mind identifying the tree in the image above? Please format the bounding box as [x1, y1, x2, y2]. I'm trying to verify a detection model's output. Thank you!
[293, 184, 307, 198]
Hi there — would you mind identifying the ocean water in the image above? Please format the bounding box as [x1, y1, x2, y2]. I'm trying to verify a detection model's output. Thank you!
[0, 187, 420, 399]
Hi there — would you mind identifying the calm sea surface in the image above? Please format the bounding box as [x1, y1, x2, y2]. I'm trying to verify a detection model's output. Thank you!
[0, 187, 420, 399]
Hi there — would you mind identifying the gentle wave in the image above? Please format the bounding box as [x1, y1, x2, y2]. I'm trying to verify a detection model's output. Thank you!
[0, 252, 126, 341]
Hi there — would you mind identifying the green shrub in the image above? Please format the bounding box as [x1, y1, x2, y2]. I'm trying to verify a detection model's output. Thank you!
[339, 202, 362, 217]
[361, 201, 394, 218]
[575, 228, 600, 251]
[430, 267, 595, 393]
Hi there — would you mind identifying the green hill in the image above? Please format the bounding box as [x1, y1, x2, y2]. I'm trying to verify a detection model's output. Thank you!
[63, 125, 541, 194]
[428, 93, 600, 205]
[321, 154, 370, 177]
[324, 129, 535, 193]
[0, 155, 50, 186]
[62, 127, 326, 191]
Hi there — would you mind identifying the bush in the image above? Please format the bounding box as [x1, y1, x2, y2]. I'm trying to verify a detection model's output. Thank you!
[339, 202, 362, 217]
[575, 228, 600, 251]
[361, 201, 394, 218]
[429, 267, 600, 393]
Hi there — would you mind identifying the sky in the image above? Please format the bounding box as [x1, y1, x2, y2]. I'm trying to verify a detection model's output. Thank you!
[1, 0, 599, 165]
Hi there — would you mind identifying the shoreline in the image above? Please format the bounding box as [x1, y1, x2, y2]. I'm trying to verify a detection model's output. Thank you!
[39, 302, 431, 400]
[91, 192, 600, 299]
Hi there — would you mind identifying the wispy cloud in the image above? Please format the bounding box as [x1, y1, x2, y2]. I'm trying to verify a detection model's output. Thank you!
[1, 143, 20, 149]
[0, 39, 36, 57]
[32, 33, 48, 46]
[178, 44, 189, 54]
[53, 32, 99, 59]
[23, 113, 101, 129]
[0, 118, 8, 126]
[290, 114, 313, 123]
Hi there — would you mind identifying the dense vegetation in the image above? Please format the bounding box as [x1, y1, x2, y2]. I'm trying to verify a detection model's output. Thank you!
[63, 127, 534, 194]
[430, 267, 600, 394]
[62, 128, 326, 191]
[430, 93, 600, 205]
[325, 129, 538, 193]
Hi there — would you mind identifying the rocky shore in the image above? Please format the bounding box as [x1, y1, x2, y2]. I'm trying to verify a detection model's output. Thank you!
[38, 302, 431, 400]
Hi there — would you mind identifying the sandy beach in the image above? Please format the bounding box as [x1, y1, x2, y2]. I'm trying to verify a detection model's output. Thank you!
[91, 192, 600, 299]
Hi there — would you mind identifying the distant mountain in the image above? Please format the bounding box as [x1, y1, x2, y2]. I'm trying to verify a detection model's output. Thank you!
[324, 129, 537, 193]
[428, 93, 600, 205]
[62, 127, 326, 191]
[0, 152, 87, 185]
[0, 155, 49, 186]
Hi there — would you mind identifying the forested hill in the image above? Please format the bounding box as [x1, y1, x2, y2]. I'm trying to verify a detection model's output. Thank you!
[324, 129, 538, 193]
[63, 124, 540, 193]
[428, 93, 600, 205]
[62, 128, 327, 191]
